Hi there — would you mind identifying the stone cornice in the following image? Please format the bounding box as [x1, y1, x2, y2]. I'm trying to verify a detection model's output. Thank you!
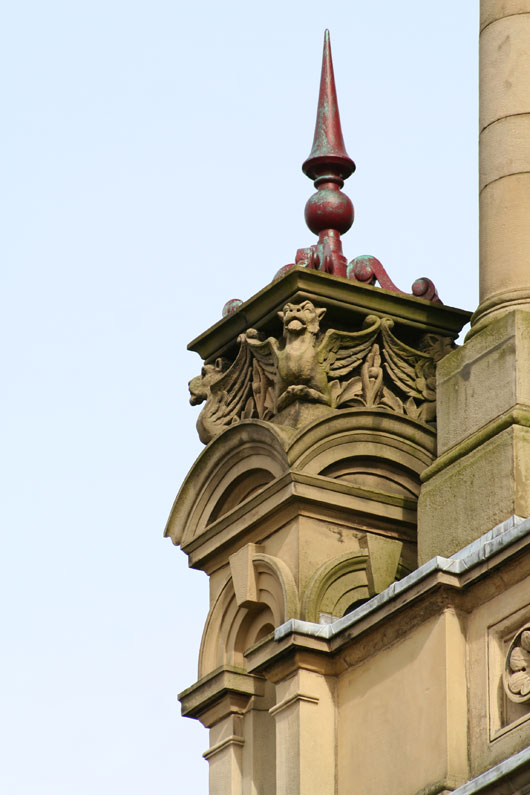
[188, 267, 470, 363]
[183, 469, 418, 571]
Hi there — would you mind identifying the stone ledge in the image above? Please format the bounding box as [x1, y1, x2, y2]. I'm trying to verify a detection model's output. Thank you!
[451, 744, 530, 793]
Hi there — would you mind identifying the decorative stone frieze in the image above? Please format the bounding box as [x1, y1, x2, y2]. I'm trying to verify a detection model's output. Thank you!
[189, 300, 454, 444]
[504, 625, 530, 703]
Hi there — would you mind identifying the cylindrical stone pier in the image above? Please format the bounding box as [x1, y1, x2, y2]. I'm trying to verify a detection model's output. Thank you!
[474, 1, 530, 330]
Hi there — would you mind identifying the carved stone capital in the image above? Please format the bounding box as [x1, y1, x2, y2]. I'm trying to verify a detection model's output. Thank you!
[189, 301, 455, 444]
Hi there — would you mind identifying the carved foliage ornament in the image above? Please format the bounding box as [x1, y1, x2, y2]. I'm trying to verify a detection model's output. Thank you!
[189, 301, 454, 444]
[504, 625, 530, 703]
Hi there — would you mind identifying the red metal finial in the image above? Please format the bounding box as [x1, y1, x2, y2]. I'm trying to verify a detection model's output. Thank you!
[298, 30, 355, 277]
[271, 31, 443, 302]
[302, 29, 355, 181]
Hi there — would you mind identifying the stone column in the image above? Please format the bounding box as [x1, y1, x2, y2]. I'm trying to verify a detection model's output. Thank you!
[418, 2, 530, 560]
[203, 710, 245, 795]
[474, 0, 530, 331]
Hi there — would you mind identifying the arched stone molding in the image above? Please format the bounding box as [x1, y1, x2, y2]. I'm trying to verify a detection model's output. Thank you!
[253, 553, 300, 621]
[302, 551, 370, 622]
[286, 409, 436, 500]
[165, 421, 290, 548]
[301, 542, 410, 622]
[165, 411, 436, 555]
[230, 544, 300, 617]
[199, 550, 299, 678]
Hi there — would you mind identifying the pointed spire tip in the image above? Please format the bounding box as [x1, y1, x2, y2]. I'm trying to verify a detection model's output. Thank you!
[302, 29, 355, 181]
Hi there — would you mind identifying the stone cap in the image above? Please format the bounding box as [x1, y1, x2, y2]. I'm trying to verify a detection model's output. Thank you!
[189, 267, 471, 363]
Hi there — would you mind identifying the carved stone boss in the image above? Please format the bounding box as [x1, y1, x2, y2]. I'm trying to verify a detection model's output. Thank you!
[189, 300, 453, 444]
[504, 625, 530, 703]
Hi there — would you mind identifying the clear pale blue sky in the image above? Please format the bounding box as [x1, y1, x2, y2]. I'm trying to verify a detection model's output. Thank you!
[1, 2, 478, 792]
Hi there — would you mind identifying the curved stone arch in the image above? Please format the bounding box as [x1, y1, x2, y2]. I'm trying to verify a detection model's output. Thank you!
[228, 576, 280, 667]
[165, 421, 290, 548]
[199, 553, 299, 678]
[200, 582, 278, 676]
[302, 550, 370, 622]
[253, 552, 300, 622]
[286, 409, 436, 499]
[199, 576, 238, 677]
[302, 547, 412, 622]
[198, 578, 272, 676]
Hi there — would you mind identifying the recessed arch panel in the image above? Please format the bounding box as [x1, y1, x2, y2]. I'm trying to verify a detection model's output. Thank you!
[286, 408, 436, 503]
[301, 548, 411, 623]
[165, 421, 290, 549]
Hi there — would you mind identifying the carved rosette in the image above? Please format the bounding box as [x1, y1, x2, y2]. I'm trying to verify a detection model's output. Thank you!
[189, 301, 455, 444]
[503, 625, 530, 703]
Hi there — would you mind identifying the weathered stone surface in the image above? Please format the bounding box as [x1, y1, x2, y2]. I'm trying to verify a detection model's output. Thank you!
[435, 310, 530, 456]
[418, 310, 530, 562]
[419, 424, 530, 562]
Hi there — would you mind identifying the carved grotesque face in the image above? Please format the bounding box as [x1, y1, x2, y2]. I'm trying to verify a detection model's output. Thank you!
[278, 301, 326, 336]
[188, 358, 229, 405]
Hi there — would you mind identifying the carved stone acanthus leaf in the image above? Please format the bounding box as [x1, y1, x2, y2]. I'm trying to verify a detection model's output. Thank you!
[503, 626, 530, 703]
[189, 301, 455, 444]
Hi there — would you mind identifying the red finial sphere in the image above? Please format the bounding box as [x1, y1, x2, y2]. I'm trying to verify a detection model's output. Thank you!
[304, 189, 354, 236]
[222, 299, 243, 317]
